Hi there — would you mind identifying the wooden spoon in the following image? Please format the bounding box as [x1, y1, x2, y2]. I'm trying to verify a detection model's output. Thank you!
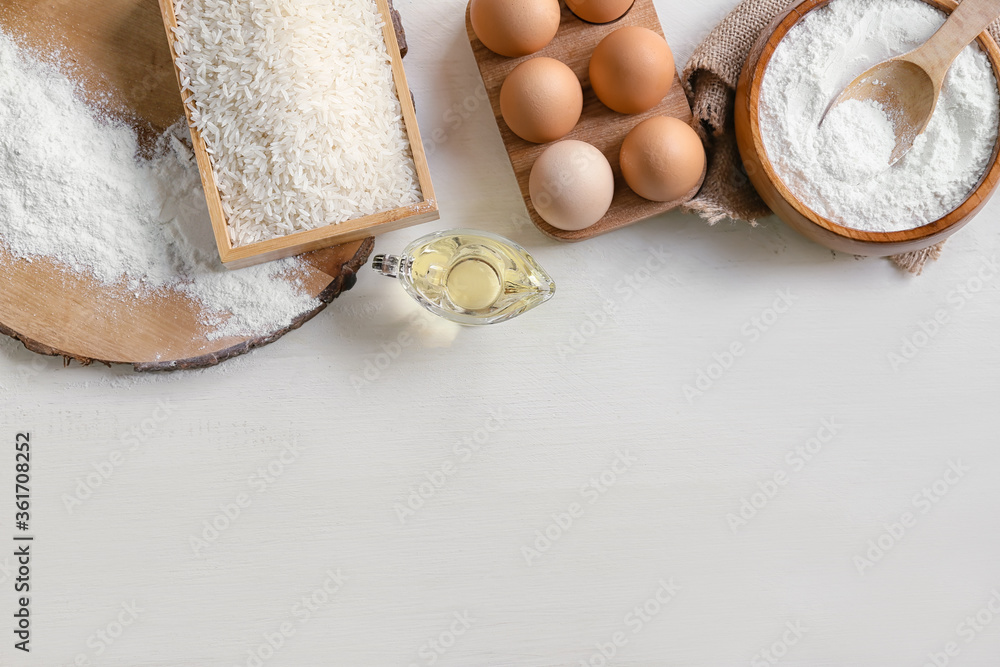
[828, 0, 1000, 165]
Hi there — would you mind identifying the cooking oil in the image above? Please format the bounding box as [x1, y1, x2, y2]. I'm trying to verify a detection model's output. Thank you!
[372, 229, 556, 325]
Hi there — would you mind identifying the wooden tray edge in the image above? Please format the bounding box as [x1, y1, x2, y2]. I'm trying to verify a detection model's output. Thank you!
[531, 163, 707, 242]
[0, 239, 374, 373]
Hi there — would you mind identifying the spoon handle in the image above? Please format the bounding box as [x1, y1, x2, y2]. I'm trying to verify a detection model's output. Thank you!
[911, 0, 1000, 81]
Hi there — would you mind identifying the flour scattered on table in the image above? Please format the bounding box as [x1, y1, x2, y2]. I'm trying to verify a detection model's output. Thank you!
[0, 32, 321, 340]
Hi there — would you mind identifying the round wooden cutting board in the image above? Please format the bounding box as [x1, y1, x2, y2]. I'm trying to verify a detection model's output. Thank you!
[0, 0, 408, 371]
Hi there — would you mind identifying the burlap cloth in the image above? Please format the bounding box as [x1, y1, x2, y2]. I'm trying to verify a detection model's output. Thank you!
[679, 0, 1000, 274]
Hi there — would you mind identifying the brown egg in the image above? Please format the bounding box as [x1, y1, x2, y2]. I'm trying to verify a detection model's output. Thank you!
[500, 57, 583, 144]
[565, 0, 634, 23]
[589, 26, 675, 114]
[470, 0, 561, 58]
[620, 116, 706, 202]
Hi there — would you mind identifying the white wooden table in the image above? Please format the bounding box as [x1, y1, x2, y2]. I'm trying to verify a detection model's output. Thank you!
[2, 0, 1000, 664]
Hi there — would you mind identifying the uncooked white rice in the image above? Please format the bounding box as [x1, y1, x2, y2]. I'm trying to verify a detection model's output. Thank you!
[171, 0, 422, 247]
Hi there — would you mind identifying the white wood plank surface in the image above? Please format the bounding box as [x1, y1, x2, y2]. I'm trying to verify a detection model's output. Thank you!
[2, 0, 1000, 664]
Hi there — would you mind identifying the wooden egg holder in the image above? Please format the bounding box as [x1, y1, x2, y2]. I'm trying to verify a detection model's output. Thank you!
[465, 0, 704, 242]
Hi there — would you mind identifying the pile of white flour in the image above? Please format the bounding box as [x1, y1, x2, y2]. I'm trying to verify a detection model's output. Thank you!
[0, 32, 321, 340]
[759, 0, 1000, 232]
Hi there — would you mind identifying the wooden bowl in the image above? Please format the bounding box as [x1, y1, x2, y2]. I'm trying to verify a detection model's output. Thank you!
[734, 0, 1000, 256]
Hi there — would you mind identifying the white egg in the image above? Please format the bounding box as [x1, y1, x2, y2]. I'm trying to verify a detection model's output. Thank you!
[528, 140, 614, 231]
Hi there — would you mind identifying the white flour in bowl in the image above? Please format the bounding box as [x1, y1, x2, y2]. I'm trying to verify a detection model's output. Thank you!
[759, 0, 1000, 232]
[0, 32, 322, 340]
